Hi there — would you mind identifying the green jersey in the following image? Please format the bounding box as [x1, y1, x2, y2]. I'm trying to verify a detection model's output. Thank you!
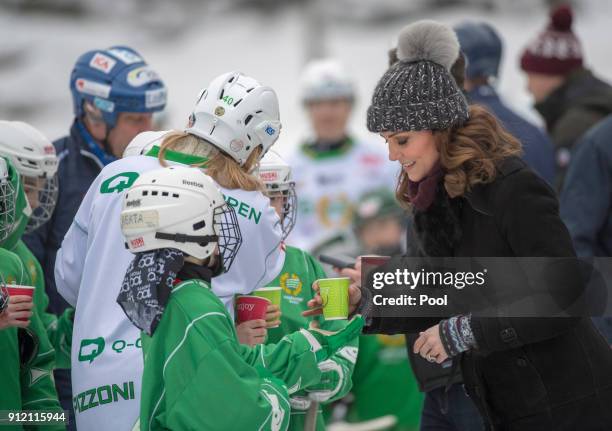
[347, 334, 423, 431]
[10, 240, 73, 368]
[140, 278, 327, 431]
[0, 248, 64, 431]
[266, 245, 359, 431]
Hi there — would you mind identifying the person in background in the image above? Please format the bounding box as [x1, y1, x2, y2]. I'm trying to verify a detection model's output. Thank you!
[454, 21, 555, 185]
[346, 188, 423, 431]
[22, 45, 166, 430]
[560, 113, 612, 344]
[289, 58, 397, 254]
[519, 4, 612, 188]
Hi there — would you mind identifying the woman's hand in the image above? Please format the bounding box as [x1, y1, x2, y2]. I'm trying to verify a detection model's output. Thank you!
[236, 319, 267, 346]
[0, 295, 33, 330]
[303, 258, 363, 317]
[413, 324, 449, 364]
[265, 304, 281, 328]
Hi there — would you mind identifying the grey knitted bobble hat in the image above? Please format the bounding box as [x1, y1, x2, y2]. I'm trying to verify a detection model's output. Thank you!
[367, 20, 469, 133]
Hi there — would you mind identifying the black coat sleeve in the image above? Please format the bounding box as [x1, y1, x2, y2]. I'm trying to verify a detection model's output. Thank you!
[471, 167, 584, 355]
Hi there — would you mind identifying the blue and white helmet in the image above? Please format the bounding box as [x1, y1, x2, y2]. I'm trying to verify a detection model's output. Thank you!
[70, 46, 167, 127]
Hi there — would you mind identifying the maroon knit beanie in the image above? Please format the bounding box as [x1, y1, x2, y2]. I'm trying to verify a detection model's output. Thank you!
[520, 4, 583, 75]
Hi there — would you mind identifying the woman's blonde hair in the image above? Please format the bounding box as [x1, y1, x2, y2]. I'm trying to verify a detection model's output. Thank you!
[157, 131, 264, 191]
[396, 104, 522, 206]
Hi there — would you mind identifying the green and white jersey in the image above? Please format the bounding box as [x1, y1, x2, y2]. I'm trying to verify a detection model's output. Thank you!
[288, 137, 398, 252]
[55, 130, 284, 431]
[141, 278, 326, 431]
[266, 245, 359, 431]
[0, 248, 64, 430]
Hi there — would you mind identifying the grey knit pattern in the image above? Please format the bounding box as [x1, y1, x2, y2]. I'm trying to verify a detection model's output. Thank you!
[367, 60, 469, 132]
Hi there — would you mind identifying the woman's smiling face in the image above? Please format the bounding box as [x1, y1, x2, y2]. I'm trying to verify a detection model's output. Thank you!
[382, 130, 440, 182]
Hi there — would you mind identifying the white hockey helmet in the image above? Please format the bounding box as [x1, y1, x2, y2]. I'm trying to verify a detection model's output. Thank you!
[120, 166, 242, 271]
[185, 71, 282, 166]
[300, 59, 355, 104]
[122, 130, 164, 158]
[0, 121, 58, 233]
[257, 150, 296, 241]
[0, 157, 16, 243]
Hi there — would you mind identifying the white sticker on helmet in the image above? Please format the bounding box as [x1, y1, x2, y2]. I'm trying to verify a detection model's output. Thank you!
[89, 53, 116, 74]
[75, 78, 111, 98]
[145, 88, 167, 109]
[127, 66, 160, 87]
[107, 48, 143, 65]
[121, 210, 159, 230]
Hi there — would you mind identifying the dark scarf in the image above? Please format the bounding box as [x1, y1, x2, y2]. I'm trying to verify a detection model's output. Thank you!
[176, 259, 221, 284]
[117, 249, 184, 336]
[405, 163, 444, 211]
[412, 181, 463, 258]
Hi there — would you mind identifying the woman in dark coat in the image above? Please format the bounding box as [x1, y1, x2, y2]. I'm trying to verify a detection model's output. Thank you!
[307, 20, 612, 431]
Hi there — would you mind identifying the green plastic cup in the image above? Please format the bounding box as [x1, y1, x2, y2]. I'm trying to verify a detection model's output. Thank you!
[253, 286, 282, 327]
[318, 278, 350, 320]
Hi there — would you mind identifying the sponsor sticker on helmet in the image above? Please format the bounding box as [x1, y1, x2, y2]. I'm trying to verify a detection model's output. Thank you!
[230, 139, 244, 152]
[265, 125, 276, 136]
[145, 88, 167, 109]
[94, 97, 115, 113]
[44, 146, 55, 155]
[76, 78, 111, 98]
[214, 106, 225, 116]
[127, 66, 160, 87]
[121, 210, 159, 230]
[107, 48, 143, 65]
[90, 53, 117, 74]
[130, 237, 145, 249]
[260, 171, 279, 182]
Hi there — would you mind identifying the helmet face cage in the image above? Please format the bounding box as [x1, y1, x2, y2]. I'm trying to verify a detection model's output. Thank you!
[266, 181, 297, 241]
[0, 176, 16, 243]
[24, 173, 59, 233]
[213, 202, 242, 272]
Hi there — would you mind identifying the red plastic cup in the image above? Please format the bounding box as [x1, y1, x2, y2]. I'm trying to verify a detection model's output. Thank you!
[361, 255, 391, 267]
[236, 295, 270, 324]
[5, 285, 35, 322]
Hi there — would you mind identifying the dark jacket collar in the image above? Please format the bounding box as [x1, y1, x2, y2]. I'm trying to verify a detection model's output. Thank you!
[535, 68, 612, 130]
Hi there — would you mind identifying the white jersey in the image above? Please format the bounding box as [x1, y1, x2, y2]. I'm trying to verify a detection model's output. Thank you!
[288, 136, 398, 252]
[55, 132, 284, 431]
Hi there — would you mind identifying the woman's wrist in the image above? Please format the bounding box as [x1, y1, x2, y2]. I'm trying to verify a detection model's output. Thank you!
[439, 314, 477, 357]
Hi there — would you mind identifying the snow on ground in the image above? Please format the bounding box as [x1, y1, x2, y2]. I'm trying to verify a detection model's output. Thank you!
[1, 0, 611, 157]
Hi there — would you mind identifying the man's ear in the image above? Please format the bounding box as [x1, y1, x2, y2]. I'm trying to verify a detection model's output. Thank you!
[82, 101, 108, 141]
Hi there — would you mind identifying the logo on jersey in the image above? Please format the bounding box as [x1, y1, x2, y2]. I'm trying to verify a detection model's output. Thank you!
[316, 194, 353, 229]
[78, 337, 105, 363]
[280, 272, 302, 297]
[100, 172, 140, 194]
[73, 381, 136, 414]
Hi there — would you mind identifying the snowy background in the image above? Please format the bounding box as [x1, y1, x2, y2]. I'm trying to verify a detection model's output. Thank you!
[1, 0, 611, 157]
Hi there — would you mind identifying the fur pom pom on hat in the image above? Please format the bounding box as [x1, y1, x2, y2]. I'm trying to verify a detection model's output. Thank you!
[397, 20, 461, 71]
[367, 20, 468, 133]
